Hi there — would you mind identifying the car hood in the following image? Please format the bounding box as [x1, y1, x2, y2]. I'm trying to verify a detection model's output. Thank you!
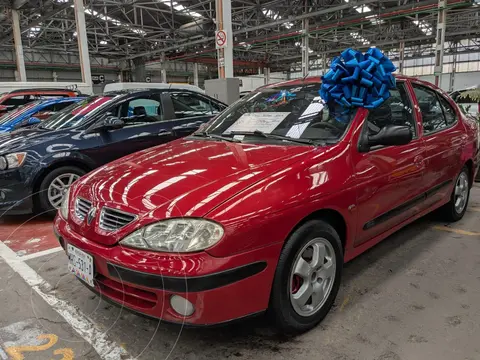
[71, 138, 314, 245]
[0, 127, 67, 154]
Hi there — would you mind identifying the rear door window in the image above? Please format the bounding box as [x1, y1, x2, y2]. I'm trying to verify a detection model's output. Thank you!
[437, 95, 457, 125]
[170, 92, 221, 118]
[412, 84, 448, 134]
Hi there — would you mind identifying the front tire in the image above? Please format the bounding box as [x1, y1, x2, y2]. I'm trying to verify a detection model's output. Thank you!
[440, 166, 470, 222]
[37, 166, 85, 214]
[269, 219, 343, 334]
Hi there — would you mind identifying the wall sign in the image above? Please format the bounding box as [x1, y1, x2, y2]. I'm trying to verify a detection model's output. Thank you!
[215, 30, 227, 49]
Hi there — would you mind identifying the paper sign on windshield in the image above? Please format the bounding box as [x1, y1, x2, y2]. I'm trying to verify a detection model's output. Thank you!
[223, 112, 290, 134]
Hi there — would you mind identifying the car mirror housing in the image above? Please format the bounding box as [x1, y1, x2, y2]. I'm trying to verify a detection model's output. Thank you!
[368, 125, 412, 147]
[28, 116, 41, 125]
[87, 115, 125, 133]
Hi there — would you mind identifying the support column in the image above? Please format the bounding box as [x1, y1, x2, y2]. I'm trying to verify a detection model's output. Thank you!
[449, 42, 457, 92]
[301, 2, 309, 77]
[433, 0, 446, 87]
[216, 0, 234, 78]
[12, 10, 26, 82]
[193, 63, 199, 86]
[160, 53, 167, 83]
[264, 67, 270, 85]
[133, 58, 146, 82]
[322, 53, 327, 75]
[74, 0, 92, 87]
[398, 40, 405, 75]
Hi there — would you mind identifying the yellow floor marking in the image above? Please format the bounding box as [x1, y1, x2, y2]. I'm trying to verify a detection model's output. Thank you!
[52, 348, 74, 360]
[6, 334, 57, 360]
[340, 296, 350, 311]
[469, 207, 480, 212]
[433, 225, 480, 236]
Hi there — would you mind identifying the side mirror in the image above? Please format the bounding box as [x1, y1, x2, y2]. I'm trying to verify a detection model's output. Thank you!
[14, 116, 41, 130]
[87, 115, 124, 133]
[368, 125, 412, 147]
[28, 116, 41, 125]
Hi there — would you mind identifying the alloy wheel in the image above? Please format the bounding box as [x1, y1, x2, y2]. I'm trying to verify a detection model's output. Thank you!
[289, 238, 336, 317]
[454, 171, 469, 214]
[47, 173, 80, 209]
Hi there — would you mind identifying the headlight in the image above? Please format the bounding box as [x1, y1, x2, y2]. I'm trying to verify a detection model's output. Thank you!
[119, 218, 224, 252]
[59, 187, 70, 220]
[0, 152, 26, 170]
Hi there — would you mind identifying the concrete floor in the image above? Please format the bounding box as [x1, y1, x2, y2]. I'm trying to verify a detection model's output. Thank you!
[0, 186, 479, 360]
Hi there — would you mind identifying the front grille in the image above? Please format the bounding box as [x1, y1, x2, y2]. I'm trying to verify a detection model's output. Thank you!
[75, 197, 91, 221]
[99, 207, 136, 231]
[96, 275, 157, 309]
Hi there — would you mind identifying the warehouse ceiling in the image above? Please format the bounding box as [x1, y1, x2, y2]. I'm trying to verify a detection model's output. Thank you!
[0, 0, 479, 71]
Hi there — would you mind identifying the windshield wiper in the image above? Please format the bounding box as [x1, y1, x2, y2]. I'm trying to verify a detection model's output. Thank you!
[228, 130, 319, 145]
[192, 131, 241, 143]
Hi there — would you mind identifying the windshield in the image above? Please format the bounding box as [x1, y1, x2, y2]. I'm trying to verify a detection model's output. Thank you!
[41, 96, 113, 130]
[0, 101, 41, 126]
[202, 83, 356, 144]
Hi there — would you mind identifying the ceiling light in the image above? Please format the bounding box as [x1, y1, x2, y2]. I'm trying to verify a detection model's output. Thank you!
[262, 8, 294, 29]
[412, 19, 432, 35]
[350, 32, 370, 45]
[84, 7, 146, 36]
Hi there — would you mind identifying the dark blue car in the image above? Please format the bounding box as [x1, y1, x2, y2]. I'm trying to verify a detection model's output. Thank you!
[0, 89, 226, 214]
[0, 97, 84, 132]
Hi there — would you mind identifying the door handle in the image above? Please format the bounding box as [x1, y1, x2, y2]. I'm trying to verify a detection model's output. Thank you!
[158, 130, 172, 136]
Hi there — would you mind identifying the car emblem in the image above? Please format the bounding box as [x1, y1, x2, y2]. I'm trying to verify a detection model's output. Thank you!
[86, 207, 97, 225]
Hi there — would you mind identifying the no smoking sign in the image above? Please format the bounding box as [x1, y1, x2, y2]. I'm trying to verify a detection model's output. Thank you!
[215, 30, 227, 49]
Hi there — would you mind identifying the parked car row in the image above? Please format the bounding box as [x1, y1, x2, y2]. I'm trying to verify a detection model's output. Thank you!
[1, 77, 479, 334]
[0, 86, 226, 214]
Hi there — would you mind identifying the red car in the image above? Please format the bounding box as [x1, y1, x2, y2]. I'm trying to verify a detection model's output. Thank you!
[54, 75, 479, 333]
[0, 88, 81, 115]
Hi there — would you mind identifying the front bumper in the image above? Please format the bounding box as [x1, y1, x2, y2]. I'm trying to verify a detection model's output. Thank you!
[54, 216, 281, 325]
[0, 168, 34, 215]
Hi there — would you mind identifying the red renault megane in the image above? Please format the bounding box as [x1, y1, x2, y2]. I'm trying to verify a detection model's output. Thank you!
[54, 75, 479, 333]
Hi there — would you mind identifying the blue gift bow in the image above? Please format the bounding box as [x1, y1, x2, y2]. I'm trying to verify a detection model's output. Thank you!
[320, 47, 396, 110]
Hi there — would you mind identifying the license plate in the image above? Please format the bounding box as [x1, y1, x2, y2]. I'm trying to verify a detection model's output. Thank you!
[67, 244, 94, 287]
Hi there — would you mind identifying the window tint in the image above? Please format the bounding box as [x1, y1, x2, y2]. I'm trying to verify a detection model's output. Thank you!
[366, 83, 416, 137]
[114, 96, 163, 125]
[437, 95, 456, 125]
[170, 92, 219, 118]
[128, 98, 160, 117]
[412, 85, 447, 134]
[2, 96, 30, 107]
[53, 101, 76, 111]
[37, 104, 56, 112]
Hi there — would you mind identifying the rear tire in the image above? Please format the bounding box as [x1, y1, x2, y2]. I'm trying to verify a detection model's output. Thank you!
[440, 166, 470, 222]
[37, 166, 85, 214]
[268, 219, 343, 334]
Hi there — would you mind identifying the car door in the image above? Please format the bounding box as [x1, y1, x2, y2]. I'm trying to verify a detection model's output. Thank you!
[92, 93, 170, 164]
[411, 83, 465, 208]
[352, 81, 426, 246]
[162, 91, 226, 138]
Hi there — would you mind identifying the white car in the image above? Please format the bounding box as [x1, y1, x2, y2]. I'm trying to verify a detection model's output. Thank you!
[450, 85, 479, 119]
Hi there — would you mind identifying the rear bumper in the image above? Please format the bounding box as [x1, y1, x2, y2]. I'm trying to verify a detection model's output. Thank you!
[53, 215, 281, 325]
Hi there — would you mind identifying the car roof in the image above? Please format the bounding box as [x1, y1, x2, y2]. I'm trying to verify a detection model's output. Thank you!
[7, 88, 79, 95]
[103, 88, 209, 97]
